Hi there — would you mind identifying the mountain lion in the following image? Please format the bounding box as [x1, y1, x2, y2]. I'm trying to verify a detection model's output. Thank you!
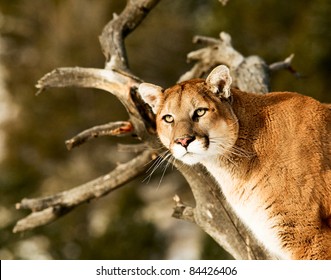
[138, 65, 331, 260]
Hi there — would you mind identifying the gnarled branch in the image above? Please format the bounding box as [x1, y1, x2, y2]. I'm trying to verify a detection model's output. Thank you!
[179, 32, 270, 93]
[36, 67, 154, 141]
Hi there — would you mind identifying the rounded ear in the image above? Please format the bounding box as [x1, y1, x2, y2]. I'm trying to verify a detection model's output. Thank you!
[138, 83, 164, 114]
[206, 65, 232, 99]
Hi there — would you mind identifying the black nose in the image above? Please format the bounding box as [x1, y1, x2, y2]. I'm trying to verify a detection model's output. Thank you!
[175, 135, 196, 148]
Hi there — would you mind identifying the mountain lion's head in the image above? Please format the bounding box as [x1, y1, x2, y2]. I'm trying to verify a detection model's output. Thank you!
[138, 65, 239, 165]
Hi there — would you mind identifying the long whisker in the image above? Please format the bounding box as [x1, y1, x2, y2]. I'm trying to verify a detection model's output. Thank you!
[157, 155, 173, 189]
[216, 145, 238, 166]
[149, 153, 171, 175]
[209, 137, 254, 158]
[143, 151, 173, 184]
[145, 150, 168, 172]
[208, 137, 254, 167]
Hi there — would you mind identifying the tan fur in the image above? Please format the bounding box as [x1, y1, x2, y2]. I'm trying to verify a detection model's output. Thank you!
[138, 66, 331, 259]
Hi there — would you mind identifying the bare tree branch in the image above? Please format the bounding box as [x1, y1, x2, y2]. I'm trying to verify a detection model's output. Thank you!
[179, 32, 270, 93]
[269, 53, 295, 72]
[99, 0, 161, 70]
[36, 67, 138, 103]
[269, 53, 302, 78]
[14, 150, 154, 233]
[65, 121, 134, 150]
[13, 207, 73, 233]
[36, 67, 154, 141]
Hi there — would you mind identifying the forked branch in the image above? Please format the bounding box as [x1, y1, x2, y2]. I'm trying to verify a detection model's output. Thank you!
[179, 32, 270, 93]
[36, 67, 153, 141]
[99, 0, 161, 70]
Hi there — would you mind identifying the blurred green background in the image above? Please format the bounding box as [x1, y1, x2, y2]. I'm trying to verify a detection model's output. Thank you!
[0, 0, 330, 259]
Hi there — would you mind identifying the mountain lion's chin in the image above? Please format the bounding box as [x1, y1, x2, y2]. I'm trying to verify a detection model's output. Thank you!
[171, 145, 204, 165]
[178, 154, 200, 165]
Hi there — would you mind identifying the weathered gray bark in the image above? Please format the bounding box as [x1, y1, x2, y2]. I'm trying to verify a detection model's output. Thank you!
[14, 0, 294, 259]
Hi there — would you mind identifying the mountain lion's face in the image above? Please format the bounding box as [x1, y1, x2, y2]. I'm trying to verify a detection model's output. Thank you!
[139, 65, 239, 164]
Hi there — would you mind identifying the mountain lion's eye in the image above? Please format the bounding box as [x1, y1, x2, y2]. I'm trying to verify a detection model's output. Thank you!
[163, 114, 174, 123]
[196, 108, 207, 117]
[193, 108, 208, 120]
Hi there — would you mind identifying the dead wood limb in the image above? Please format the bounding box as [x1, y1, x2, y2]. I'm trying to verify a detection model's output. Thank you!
[179, 32, 270, 93]
[65, 121, 134, 150]
[35, 66, 155, 142]
[269, 53, 295, 72]
[269, 53, 302, 78]
[35, 67, 138, 100]
[99, 0, 161, 70]
[13, 150, 154, 233]
[13, 208, 68, 233]
[179, 32, 244, 82]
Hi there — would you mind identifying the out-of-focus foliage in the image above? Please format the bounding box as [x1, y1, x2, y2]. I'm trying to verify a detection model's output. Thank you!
[0, 0, 329, 259]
